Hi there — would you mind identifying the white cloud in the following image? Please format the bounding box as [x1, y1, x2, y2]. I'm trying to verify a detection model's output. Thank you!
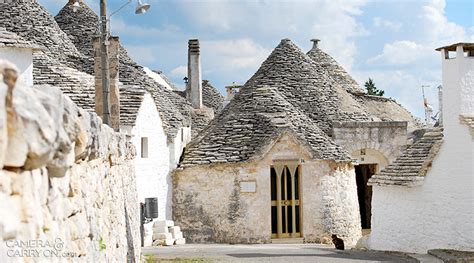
[176, 0, 369, 72]
[373, 17, 402, 31]
[125, 45, 157, 64]
[358, 0, 472, 119]
[170, 65, 187, 77]
[419, 0, 472, 45]
[110, 18, 182, 39]
[202, 39, 271, 70]
[367, 0, 472, 67]
[367, 40, 429, 65]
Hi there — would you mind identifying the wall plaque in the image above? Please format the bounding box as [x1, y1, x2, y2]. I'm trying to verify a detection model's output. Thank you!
[240, 181, 256, 193]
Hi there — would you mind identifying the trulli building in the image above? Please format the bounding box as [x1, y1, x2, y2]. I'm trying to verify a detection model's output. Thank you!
[173, 39, 421, 245]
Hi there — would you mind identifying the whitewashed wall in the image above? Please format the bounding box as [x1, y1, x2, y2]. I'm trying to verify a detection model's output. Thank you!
[0, 48, 33, 86]
[129, 93, 192, 222]
[130, 93, 170, 220]
[369, 46, 474, 253]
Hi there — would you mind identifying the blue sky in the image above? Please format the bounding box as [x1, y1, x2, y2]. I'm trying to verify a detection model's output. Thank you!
[41, 0, 473, 119]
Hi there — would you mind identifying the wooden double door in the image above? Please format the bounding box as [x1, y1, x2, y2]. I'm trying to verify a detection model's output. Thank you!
[270, 162, 302, 238]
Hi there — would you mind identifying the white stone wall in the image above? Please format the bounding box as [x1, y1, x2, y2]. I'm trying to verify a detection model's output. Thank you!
[173, 133, 361, 245]
[130, 93, 171, 220]
[169, 126, 192, 169]
[0, 73, 140, 262]
[130, 93, 192, 221]
[369, 46, 474, 253]
[0, 48, 33, 86]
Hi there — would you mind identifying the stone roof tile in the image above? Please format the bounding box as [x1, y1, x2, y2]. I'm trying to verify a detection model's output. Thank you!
[306, 42, 365, 95]
[181, 86, 350, 167]
[180, 39, 361, 166]
[460, 114, 474, 138]
[369, 128, 443, 187]
[202, 80, 225, 113]
[0, 0, 145, 127]
[55, 0, 196, 138]
[0, 27, 41, 50]
[351, 94, 423, 131]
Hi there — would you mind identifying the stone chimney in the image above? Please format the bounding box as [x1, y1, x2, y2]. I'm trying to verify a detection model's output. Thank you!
[92, 36, 120, 131]
[436, 43, 474, 137]
[187, 39, 202, 109]
[311, 39, 320, 49]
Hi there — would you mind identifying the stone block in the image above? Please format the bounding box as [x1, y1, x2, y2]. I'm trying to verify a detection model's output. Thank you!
[152, 225, 168, 234]
[172, 232, 183, 239]
[152, 238, 174, 246]
[174, 238, 186, 245]
[153, 220, 174, 228]
[169, 226, 180, 236]
[152, 232, 172, 241]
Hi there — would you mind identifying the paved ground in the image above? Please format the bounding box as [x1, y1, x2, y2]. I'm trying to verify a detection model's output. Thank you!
[142, 244, 419, 262]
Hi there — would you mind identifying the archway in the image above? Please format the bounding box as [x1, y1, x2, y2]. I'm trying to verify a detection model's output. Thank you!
[351, 149, 389, 234]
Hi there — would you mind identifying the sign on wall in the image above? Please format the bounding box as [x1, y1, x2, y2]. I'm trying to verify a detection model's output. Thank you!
[240, 181, 257, 193]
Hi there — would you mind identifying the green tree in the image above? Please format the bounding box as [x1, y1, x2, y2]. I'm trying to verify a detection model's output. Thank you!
[364, 78, 385, 96]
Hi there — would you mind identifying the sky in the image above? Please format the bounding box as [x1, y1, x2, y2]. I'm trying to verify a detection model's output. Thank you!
[40, 0, 473, 119]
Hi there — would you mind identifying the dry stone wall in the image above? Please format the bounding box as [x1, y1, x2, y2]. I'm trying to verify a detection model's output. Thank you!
[0, 62, 140, 262]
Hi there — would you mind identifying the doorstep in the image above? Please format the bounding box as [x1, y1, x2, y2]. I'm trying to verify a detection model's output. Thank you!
[271, 238, 304, 244]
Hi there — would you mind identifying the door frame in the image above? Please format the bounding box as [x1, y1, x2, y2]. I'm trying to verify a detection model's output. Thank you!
[270, 160, 303, 239]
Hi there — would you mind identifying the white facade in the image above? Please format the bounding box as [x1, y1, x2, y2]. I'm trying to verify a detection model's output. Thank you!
[0, 47, 33, 86]
[369, 44, 474, 253]
[126, 92, 192, 221]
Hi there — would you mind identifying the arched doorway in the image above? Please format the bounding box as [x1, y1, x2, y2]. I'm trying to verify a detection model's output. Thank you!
[351, 149, 388, 233]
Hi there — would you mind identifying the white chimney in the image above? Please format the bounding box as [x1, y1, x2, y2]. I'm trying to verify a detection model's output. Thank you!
[437, 85, 443, 126]
[187, 39, 202, 109]
[437, 43, 474, 136]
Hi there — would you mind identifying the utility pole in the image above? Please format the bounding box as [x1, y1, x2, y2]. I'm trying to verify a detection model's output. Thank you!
[100, 0, 110, 125]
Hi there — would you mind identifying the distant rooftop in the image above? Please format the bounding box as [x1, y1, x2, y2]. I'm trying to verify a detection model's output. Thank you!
[435, 42, 474, 52]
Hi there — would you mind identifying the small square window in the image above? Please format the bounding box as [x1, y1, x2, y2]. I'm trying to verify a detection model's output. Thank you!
[141, 137, 149, 158]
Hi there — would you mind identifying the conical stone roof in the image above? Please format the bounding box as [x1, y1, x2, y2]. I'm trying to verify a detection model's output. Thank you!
[180, 39, 368, 167]
[54, 1, 198, 138]
[245, 39, 369, 134]
[0, 0, 99, 110]
[307, 39, 421, 131]
[306, 39, 365, 95]
[202, 80, 225, 113]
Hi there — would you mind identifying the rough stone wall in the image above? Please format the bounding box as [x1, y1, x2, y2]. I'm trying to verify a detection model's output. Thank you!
[173, 133, 361, 245]
[332, 121, 408, 167]
[0, 65, 140, 261]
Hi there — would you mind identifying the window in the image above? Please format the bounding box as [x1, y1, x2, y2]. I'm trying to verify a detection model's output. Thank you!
[141, 137, 149, 158]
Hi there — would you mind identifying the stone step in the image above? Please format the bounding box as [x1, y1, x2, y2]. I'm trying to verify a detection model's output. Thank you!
[152, 238, 175, 246]
[153, 220, 174, 228]
[152, 232, 172, 241]
[169, 226, 181, 236]
[271, 237, 304, 244]
[172, 232, 183, 239]
[175, 238, 186, 245]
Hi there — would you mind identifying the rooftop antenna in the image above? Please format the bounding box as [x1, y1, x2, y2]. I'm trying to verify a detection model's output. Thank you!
[422, 85, 433, 125]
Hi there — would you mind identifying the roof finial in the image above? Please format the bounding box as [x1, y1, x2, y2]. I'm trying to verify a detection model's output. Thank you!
[311, 39, 320, 49]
